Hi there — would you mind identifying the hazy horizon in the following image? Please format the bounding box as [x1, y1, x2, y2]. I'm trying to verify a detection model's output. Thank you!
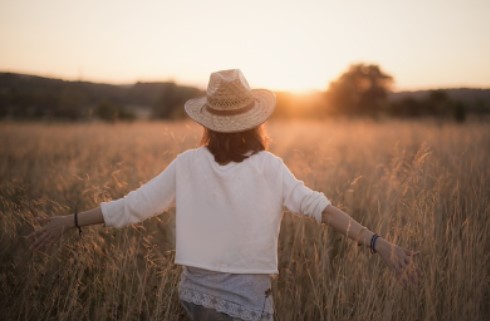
[3, 68, 490, 94]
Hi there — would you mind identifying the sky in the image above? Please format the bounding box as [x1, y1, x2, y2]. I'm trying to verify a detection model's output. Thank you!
[1, 0, 489, 92]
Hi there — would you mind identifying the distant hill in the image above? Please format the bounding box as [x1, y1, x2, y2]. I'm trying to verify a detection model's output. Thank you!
[390, 88, 490, 112]
[0, 72, 203, 120]
[1, 71, 489, 120]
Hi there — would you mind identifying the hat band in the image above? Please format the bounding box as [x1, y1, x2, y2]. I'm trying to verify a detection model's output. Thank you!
[205, 100, 255, 116]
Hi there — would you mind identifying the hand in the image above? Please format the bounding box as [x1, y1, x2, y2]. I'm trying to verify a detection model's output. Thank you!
[26, 215, 73, 253]
[375, 238, 420, 286]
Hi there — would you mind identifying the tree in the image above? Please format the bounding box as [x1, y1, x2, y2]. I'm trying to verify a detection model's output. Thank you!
[152, 83, 203, 119]
[326, 63, 393, 116]
[94, 101, 135, 122]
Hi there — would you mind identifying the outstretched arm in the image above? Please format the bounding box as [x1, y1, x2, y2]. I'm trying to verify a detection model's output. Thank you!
[322, 205, 419, 284]
[27, 207, 105, 252]
[27, 158, 178, 252]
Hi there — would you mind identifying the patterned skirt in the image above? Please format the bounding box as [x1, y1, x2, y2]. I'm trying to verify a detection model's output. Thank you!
[179, 266, 274, 321]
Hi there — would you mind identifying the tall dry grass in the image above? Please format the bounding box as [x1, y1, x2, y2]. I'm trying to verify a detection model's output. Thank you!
[0, 120, 489, 321]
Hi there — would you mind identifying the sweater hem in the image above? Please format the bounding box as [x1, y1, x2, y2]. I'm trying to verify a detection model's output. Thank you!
[175, 259, 279, 275]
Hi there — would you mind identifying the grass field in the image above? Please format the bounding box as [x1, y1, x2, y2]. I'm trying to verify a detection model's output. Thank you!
[1, 119, 489, 321]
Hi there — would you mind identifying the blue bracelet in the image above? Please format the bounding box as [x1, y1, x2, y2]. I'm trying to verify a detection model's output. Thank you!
[370, 234, 380, 254]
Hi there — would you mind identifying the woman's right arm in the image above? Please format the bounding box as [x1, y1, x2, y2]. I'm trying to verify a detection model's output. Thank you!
[27, 157, 178, 252]
[27, 207, 105, 252]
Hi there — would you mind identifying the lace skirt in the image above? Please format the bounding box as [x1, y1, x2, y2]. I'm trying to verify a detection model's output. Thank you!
[179, 266, 274, 321]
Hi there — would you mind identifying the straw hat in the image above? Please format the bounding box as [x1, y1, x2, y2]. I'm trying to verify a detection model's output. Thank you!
[185, 69, 276, 133]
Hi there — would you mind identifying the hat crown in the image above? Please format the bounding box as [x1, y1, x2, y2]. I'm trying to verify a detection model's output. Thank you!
[184, 69, 275, 133]
[206, 69, 254, 111]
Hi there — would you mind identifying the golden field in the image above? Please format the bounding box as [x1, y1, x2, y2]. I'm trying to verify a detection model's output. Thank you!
[0, 120, 489, 321]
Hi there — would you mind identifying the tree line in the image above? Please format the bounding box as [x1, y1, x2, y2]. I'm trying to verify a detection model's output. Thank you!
[0, 73, 203, 122]
[1, 65, 489, 122]
[323, 64, 490, 122]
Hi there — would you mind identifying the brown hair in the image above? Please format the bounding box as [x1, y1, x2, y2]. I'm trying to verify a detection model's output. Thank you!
[201, 125, 269, 165]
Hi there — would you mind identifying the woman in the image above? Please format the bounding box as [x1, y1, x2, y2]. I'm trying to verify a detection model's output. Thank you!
[28, 69, 418, 321]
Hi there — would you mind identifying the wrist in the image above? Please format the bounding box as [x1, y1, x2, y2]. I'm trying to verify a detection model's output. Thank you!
[374, 237, 390, 254]
[63, 215, 76, 229]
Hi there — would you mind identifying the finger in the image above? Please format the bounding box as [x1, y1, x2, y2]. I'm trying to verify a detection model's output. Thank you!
[404, 257, 412, 266]
[32, 239, 52, 253]
[41, 235, 59, 254]
[28, 230, 43, 248]
[414, 265, 422, 281]
[394, 263, 403, 277]
[410, 268, 420, 285]
[34, 217, 52, 225]
[26, 218, 52, 239]
[396, 271, 408, 288]
[408, 270, 418, 285]
[33, 241, 50, 254]
[30, 230, 51, 252]
[396, 260, 405, 272]
[405, 249, 420, 257]
[403, 265, 417, 285]
[28, 225, 51, 238]
[404, 259, 421, 285]
[30, 238, 43, 252]
[396, 266, 412, 288]
[386, 254, 399, 271]
[394, 268, 402, 282]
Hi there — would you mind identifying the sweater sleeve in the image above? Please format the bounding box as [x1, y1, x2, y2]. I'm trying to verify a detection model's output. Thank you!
[100, 158, 177, 228]
[279, 160, 331, 223]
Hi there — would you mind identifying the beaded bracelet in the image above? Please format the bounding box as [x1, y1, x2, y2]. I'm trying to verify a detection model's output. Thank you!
[74, 212, 82, 236]
[370, 233, 380, 254]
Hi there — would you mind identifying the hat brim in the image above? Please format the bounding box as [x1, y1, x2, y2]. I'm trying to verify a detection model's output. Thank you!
[184, 89, 276, 133]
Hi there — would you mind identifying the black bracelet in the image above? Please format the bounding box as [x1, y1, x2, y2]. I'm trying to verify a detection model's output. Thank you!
[74, 212, 82, 236]
[370, 233, 380, 254]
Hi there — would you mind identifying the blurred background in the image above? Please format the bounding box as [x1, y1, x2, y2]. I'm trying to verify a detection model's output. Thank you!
[1, 0, 489, 122]
[2, 2, 490, 321]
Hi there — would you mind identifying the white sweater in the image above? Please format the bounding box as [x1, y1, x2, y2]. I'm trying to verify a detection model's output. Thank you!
[101, 147, 330, 274]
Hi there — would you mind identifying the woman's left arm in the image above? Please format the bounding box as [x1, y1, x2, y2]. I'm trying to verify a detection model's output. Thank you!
[322, 205, 419, 284]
